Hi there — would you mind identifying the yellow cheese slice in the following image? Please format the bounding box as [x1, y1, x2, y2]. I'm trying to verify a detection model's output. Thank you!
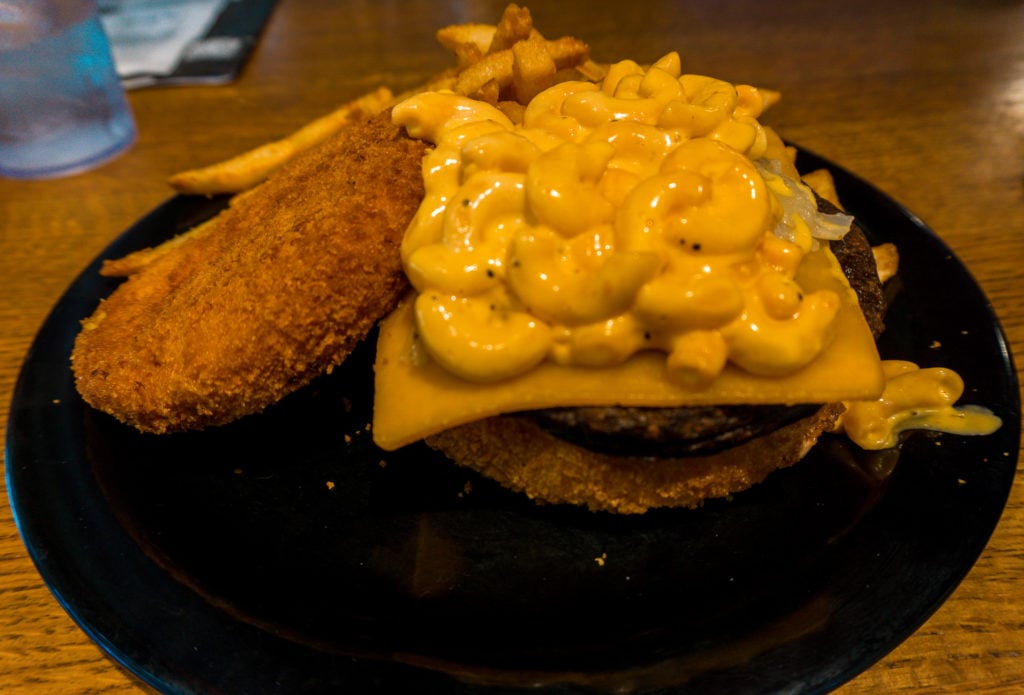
[372, 246, 885, 450]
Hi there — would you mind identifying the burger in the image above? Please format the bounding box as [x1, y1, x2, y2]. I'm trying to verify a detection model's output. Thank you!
[370, 53, 892, 513]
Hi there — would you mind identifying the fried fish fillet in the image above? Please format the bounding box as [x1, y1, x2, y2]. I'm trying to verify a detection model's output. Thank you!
[72, 113, 428, 433]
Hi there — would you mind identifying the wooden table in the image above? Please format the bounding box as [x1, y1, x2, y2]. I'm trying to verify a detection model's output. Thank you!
[2, 0, 1022, 692]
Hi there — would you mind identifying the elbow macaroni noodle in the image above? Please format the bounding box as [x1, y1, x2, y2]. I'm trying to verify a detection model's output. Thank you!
[392, 52, 855, 385]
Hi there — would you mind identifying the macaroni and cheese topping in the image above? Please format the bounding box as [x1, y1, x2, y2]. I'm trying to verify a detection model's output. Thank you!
[840, 360, 1003, 449]
[392, 53, 855, 385]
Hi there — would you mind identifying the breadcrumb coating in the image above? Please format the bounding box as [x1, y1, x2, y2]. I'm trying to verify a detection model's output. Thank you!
[426, 403, 845, 514]
[72, 114, 428, 433]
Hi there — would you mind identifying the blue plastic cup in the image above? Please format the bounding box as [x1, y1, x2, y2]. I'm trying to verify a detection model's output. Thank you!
[0, 0, 136, 179]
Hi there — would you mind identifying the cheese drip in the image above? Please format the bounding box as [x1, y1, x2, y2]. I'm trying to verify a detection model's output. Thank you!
[392, 53, 855, 386]
[839, 360, 1003, 450]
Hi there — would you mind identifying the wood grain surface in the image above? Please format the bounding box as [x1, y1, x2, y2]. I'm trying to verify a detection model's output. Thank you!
[2, 0, 1022, 692]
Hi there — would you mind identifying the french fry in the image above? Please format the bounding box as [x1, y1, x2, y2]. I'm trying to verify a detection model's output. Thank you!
[454, 35, 589, 100]
[454, 48, 515, 98]
[168, 86, 394, 195]
[100, 214, 220, 276]
[801, 168, 842, 209]
[872, 243, 900, 284]
[489, 3, 534, 53]
[543, 35, 591, 70]
[452, 41, 486, 70]
[436, 23, 496, 60]
[512, 34, 557, 103]
[759, 88, 782, 111]
[475, 78, 502, 105]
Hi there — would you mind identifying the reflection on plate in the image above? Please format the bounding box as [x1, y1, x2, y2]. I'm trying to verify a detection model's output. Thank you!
[6, 150, 1020, 694]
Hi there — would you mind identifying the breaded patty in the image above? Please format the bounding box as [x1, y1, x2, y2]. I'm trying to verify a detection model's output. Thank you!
[72, 113, 428, 433]
[427, 403, 846, 514]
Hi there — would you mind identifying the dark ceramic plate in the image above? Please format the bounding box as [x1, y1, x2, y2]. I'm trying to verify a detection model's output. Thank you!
[6, 150, 1020, 694]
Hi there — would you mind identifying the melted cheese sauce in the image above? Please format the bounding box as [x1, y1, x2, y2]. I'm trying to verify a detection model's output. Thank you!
[839, 360, 1002, 449]
[392, 53, 855, 386]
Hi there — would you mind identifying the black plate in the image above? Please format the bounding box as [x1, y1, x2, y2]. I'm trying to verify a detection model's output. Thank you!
[6, 151, 1020, 694]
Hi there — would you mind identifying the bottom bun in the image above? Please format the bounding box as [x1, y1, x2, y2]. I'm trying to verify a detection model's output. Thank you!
[425, 403, 846, 514]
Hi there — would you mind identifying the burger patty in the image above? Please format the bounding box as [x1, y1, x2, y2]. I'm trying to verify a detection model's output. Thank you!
[521, 212, 886, 458]
[527, 402, 825, 457]
[828, 212, 886, 337]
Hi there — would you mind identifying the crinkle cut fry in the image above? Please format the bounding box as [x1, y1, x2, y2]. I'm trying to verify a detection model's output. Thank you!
[72, 113, 428, 434]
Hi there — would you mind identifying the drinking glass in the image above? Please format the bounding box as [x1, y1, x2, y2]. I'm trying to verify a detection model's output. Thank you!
[0, 0, 136, 179]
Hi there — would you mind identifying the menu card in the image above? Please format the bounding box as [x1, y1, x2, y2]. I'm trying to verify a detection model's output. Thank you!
[98, 0, 277, 89]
